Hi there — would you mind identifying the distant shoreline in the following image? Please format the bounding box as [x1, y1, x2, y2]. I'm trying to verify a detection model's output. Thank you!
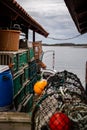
[42, 43, 87, 47]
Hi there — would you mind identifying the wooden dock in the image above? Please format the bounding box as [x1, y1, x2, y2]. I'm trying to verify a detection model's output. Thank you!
[0, 112, 31, 130]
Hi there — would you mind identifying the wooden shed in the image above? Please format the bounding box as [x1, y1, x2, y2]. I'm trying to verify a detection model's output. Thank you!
[0, 0, 49, 41]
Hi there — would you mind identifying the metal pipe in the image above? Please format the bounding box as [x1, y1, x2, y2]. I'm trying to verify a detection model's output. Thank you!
[42, 50, 55, 70]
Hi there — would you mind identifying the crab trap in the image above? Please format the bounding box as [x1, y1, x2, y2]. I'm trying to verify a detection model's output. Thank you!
[31, 70, 87, 130]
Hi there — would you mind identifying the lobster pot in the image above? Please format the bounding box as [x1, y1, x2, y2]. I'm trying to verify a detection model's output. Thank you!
[0, 30, 20, 51]
[0, 66, 13, 108]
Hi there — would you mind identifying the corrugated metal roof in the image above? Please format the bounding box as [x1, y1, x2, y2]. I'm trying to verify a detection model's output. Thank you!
[64, 0, 87, 34]
[0, 0, 49, 37]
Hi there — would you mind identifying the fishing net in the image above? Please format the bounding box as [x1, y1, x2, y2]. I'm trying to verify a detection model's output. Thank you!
[31, 70, 87, 130]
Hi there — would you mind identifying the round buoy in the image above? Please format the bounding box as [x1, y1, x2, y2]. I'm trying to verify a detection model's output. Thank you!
[49, 112, 71, 130]
[39, 79, 47, 90]
[34, 79, 47, 95]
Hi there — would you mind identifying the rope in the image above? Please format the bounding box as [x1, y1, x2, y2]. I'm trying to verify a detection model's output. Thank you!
[32, 70, 87, 130]
[48, 34, 81, 40]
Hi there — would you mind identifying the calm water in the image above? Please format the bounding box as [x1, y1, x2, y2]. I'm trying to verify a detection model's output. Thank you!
[42, 46, 87, 88]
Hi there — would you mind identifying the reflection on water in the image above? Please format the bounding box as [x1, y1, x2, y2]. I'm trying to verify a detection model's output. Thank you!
[43, 46, 87, 88]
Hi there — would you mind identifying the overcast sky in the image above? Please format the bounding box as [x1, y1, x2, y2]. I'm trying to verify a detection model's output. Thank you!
[16, 0, 87, 44]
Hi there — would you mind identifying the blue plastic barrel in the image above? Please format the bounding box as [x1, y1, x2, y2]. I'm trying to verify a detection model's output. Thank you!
[0, 69, 13, 107]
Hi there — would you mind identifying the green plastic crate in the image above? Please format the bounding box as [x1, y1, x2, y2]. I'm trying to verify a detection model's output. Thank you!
[29, 48, 35, 62]
[32, 75, 38, 86]
[25, 80, 33, 94]
[18, 50, 28, 70]
[21, 94, 33, 112]
[14, 87, 25, 110]
[29, 60, 37, 79]
[25, 75, 38, 95]
[37, 74, 41, 80]
[24, 65, 29, 81]
[13, 71, 24, 96]
[13, 54, 18, 72]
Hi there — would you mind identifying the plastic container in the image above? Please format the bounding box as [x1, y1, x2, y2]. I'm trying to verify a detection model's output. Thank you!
[0, 66, 13, 107]
[0, 30, 20, 51]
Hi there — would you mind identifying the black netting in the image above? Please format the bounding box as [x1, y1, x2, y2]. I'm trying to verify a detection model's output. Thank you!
[31, 70, 87, 130]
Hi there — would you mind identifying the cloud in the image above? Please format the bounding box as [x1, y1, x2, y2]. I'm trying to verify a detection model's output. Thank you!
[16, 0, 87, 44]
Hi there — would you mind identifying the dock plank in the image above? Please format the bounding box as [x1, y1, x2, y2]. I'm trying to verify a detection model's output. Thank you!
[0, 112, 31, 123]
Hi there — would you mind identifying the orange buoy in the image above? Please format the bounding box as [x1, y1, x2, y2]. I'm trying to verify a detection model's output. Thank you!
[39, 79, 47, 90]
[34, 79, 47, 95]
[34, 85, 42, 95]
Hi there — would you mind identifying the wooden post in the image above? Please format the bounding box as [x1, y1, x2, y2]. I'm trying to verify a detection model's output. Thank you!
[33, 30, 35, 42]
[85, 61, 87, 94]
[26, 28, 28, 40]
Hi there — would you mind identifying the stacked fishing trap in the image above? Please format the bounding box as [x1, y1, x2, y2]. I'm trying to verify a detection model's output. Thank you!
[31, 70, 87, 130]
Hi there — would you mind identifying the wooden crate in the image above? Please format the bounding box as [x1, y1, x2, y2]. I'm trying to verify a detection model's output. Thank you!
[0, 51, 18, 73]
[0, 49, 29, 74]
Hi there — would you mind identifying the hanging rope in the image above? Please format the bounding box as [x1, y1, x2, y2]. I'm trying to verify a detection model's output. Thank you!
[48, 34, 81, 40]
